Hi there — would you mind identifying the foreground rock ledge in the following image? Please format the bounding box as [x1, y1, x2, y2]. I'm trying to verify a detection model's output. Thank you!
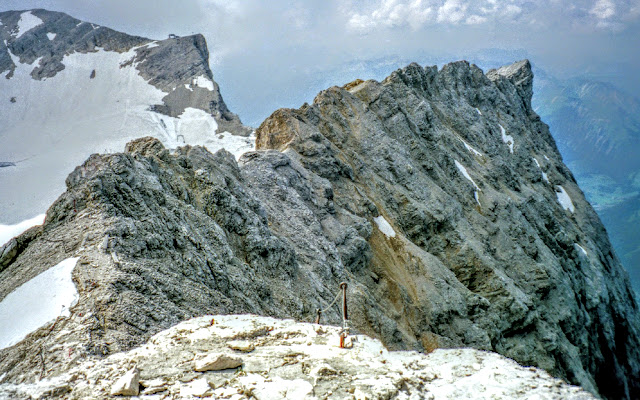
[0, 315, 594, 399]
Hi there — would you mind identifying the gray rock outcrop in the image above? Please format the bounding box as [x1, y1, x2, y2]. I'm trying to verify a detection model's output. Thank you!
[109, 367, 140, 396]
[0, 60, 638, 399]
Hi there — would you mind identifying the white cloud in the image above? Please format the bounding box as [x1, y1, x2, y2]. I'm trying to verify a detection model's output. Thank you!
[344, 0, 640, 32]
[347, 13, 377, 32]
[437, 0, 468, 24]
[347, 0, 434, 32]
[590, 0, 616, 19]
[465, 15, 487, 24]
[406, 2, 434, 29]
[501, 4, 522, 18]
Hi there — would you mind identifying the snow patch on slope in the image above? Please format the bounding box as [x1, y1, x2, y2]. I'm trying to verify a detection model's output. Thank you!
[460, 138, 483, 157]
[533, 158, 550, 183]
[455, 160, 481, 205]
[541, 171, 549, 183]
[193, 75, 214, 91]
[206, 132, 256, 160]
[556, 185, 575, 213]
[499, 124, 514, 153]
[148, 109, 255, 160]
[0, 214, 45, 246]
[0, 257, 79, 350]
[46, 32, 56, 41]
[575, 243, 588, 256]
[155, 107, 218, 147]
[14, 11, 43, 39]
[374, 215, 396, 238]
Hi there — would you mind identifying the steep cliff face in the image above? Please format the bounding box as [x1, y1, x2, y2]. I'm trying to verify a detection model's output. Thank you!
[1, 60, 638, 399]
[255, 60, 640, 398]
[533, 74, 640, 296]
[0, 9, 251, 223]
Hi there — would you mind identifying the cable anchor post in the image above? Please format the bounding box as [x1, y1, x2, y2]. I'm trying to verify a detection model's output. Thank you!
[339, 282, 350, 348]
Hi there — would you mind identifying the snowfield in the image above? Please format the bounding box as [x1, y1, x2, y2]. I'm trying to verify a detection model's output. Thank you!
[374, 215, 396, 237]
[0, 213, 45, 246]
[455, 160, 481, 205]
[0, 47, 254, 224]
[14, 11, 43, 39]
[460, 138, 483, 157]
[0, 257, 79, 350]
[575, 243, 588, 256]
[556, 185, 575, 213]
[193, 75, 215, 91]
[533, 157, 550, 183]
[499, 124, 514, 153]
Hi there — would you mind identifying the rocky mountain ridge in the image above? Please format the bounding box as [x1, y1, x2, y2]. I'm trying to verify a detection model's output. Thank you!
[0, 59, 638, 399]
[254, 59, 640, 398]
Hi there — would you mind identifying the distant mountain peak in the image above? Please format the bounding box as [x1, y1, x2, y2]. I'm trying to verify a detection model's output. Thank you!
[0, 9, 249, 135]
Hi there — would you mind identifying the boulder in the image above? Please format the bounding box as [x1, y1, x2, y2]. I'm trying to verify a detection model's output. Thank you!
[194, 354, 243, 372]
[110, 367, 140, 396]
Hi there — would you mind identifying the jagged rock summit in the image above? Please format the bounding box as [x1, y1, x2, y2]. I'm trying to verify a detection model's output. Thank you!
[0, 9, 252, 223]
[0, 59, 639, 399]
[255, 59, 640, 398]
[0, 314, 595, 399]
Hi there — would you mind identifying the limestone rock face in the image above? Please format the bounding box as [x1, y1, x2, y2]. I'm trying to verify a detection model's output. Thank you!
[0, 315, 596, 399]
[194, 354, 243, 372]
[0, 60, 639, 400]
[0, 137, 322, 386]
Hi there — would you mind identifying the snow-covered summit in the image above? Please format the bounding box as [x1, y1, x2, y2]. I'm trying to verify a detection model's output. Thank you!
[0, 9, 251, 223]
[0, 314, 595, 399]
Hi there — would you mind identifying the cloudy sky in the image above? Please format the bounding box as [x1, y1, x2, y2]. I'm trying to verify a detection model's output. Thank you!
[1, 0, 639, 126]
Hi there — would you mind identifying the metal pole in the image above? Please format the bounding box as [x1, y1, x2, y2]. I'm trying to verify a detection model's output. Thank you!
[339, 282, 349, 348]
[340, 282, 348, 321]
